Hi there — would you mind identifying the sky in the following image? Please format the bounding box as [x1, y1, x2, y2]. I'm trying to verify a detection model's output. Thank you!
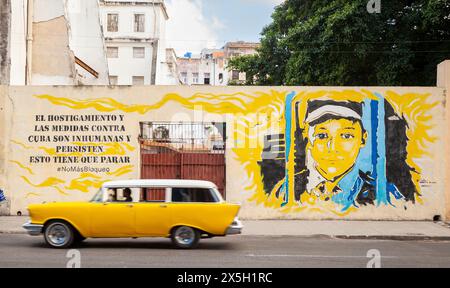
[165, 0, 284, 56]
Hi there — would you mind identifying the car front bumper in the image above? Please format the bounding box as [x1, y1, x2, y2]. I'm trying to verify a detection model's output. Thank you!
[226, 218, 243, 235]
[23, 221, 43, 236]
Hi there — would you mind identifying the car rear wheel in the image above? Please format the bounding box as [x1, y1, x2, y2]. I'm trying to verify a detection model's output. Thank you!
[171, 226, 200, 249]
[44, 221, 75, 249]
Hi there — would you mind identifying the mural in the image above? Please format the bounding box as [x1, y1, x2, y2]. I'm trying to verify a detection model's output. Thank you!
[259, 93, 431, 214]
[4, 88, 441, 217]
[0, 189, 5, 203]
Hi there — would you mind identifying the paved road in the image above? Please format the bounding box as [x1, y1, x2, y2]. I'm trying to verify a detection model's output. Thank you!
[1, 234, 450, 268]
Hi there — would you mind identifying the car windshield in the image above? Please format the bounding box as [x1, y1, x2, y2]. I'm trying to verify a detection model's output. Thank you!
[90, 189, 103, 202]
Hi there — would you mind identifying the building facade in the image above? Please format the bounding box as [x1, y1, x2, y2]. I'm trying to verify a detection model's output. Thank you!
[4, 0, 110, 85]
[99, 0, 174, 85]
[223, 41, 259, 85]
[177, 41, 259, 86]
[177, 49, 226, 86]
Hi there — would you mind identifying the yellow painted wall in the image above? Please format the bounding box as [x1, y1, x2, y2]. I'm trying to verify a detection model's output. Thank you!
[0, 85, 447, 220]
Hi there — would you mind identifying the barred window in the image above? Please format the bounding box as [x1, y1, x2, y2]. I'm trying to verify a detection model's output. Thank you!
[192, 73, 199, 84]
[132, 76, 145, 85]
[133, 47, 145, 58]
[134, 14, 145, 32]
[107, 47, 118, 58]
[107, 13, 119, 32]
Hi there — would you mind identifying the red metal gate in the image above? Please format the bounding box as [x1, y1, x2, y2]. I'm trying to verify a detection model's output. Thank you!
[139, 122, 226, 198]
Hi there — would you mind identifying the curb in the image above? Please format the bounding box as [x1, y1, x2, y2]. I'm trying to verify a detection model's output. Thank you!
[334, 235, 450, 241]
[3, 231, 450, 241]
[240, 234, 450, 241]
[0, 231, 26, 235]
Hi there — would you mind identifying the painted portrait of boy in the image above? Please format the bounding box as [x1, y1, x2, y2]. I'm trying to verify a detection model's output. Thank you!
[259, 95, 417, 212]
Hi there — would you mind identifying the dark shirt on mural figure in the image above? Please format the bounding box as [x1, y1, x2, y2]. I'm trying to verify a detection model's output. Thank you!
[0, 189, 6, 202]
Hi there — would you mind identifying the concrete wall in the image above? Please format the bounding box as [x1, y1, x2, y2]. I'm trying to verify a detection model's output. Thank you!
[1, 83, 448, 220]
[438, 60, 450, 220]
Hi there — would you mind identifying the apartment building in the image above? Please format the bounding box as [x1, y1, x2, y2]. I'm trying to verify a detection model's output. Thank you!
[99, 0, 174, 85]
[177, 41, 259, 86]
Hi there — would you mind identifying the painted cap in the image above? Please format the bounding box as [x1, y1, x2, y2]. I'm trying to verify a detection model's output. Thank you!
[305, 100, 363, 125]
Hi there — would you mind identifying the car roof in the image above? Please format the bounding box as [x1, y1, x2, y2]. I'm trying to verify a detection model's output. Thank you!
[102, 179, 217, 189]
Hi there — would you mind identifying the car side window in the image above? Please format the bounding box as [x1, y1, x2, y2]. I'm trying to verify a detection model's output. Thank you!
[172, 188, 218, 203]
[107, 188, 135, 203]
[140, 188, 166, 203]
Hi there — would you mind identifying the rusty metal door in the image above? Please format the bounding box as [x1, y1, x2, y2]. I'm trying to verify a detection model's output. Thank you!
[139, 122, 226, 198]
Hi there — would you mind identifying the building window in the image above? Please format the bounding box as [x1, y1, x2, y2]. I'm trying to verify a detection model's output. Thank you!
[192, 73, 199, 84]
[132, 76, 145, 85]
[134, 14, 145, 32]
[109, 76, 118, 85]
[107, 47, 119, 58]
[232, 70, 239, 81]
[107, 13, 119, 32]
[204, 73, 211, 85]
[133, 47, 145, 58]
[218, 73, 223, 83]
[181, 72, 187, 84]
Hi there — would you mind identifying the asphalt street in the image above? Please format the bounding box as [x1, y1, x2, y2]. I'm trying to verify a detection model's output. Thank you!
[1, 234, 450, 268]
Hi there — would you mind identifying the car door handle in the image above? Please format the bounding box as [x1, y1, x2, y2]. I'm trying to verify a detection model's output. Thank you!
[160, 204, 168, 208]
[126, 204, 134, 208]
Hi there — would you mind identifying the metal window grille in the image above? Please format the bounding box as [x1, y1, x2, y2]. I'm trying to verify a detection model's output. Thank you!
[139, 122, 226, 154]
[107, 47, 118, 58]
[133, 47, 145, 58]
[134, 14, 145, 32]
[107, 14, 119, 32]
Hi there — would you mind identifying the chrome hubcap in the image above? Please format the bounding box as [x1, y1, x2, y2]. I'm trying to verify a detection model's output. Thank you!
[46, 224, 69, 246]
[175, 227, 195, 245]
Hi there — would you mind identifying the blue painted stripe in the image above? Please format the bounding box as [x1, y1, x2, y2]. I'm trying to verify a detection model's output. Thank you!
[370, 100, 379, 182]
[375, 93, 387, 205]
[282, 91, 297, 207]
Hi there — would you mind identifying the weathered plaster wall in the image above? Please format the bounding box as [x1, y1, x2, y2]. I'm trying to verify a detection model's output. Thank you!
[65, 0, 110, 85]
[1, 85, 447, 220]
[30, 0, 109, 85]
[438, 60, 450, 221]
[32, 15, 76, 85]
[0, 0, 11, 85]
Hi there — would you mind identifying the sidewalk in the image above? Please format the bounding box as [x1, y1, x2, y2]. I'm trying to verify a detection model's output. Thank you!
[242, 220, 450, 240]
[2, 217, 450, 240]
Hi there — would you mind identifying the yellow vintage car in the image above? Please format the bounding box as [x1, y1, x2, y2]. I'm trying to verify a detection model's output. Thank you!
[23, 180, 243, 249]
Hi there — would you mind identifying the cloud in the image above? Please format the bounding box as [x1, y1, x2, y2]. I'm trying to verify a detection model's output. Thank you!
[165, 0, 223, 56]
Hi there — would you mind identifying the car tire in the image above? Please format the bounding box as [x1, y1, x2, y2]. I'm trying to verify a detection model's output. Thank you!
[74, 233, 86, 244]
[171, 226, 200, 249]
[43, 221, 75, 249]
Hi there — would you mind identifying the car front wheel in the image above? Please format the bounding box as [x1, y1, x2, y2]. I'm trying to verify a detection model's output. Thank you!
[44, 221, 75, 249]
[171, 226, 200, 249]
